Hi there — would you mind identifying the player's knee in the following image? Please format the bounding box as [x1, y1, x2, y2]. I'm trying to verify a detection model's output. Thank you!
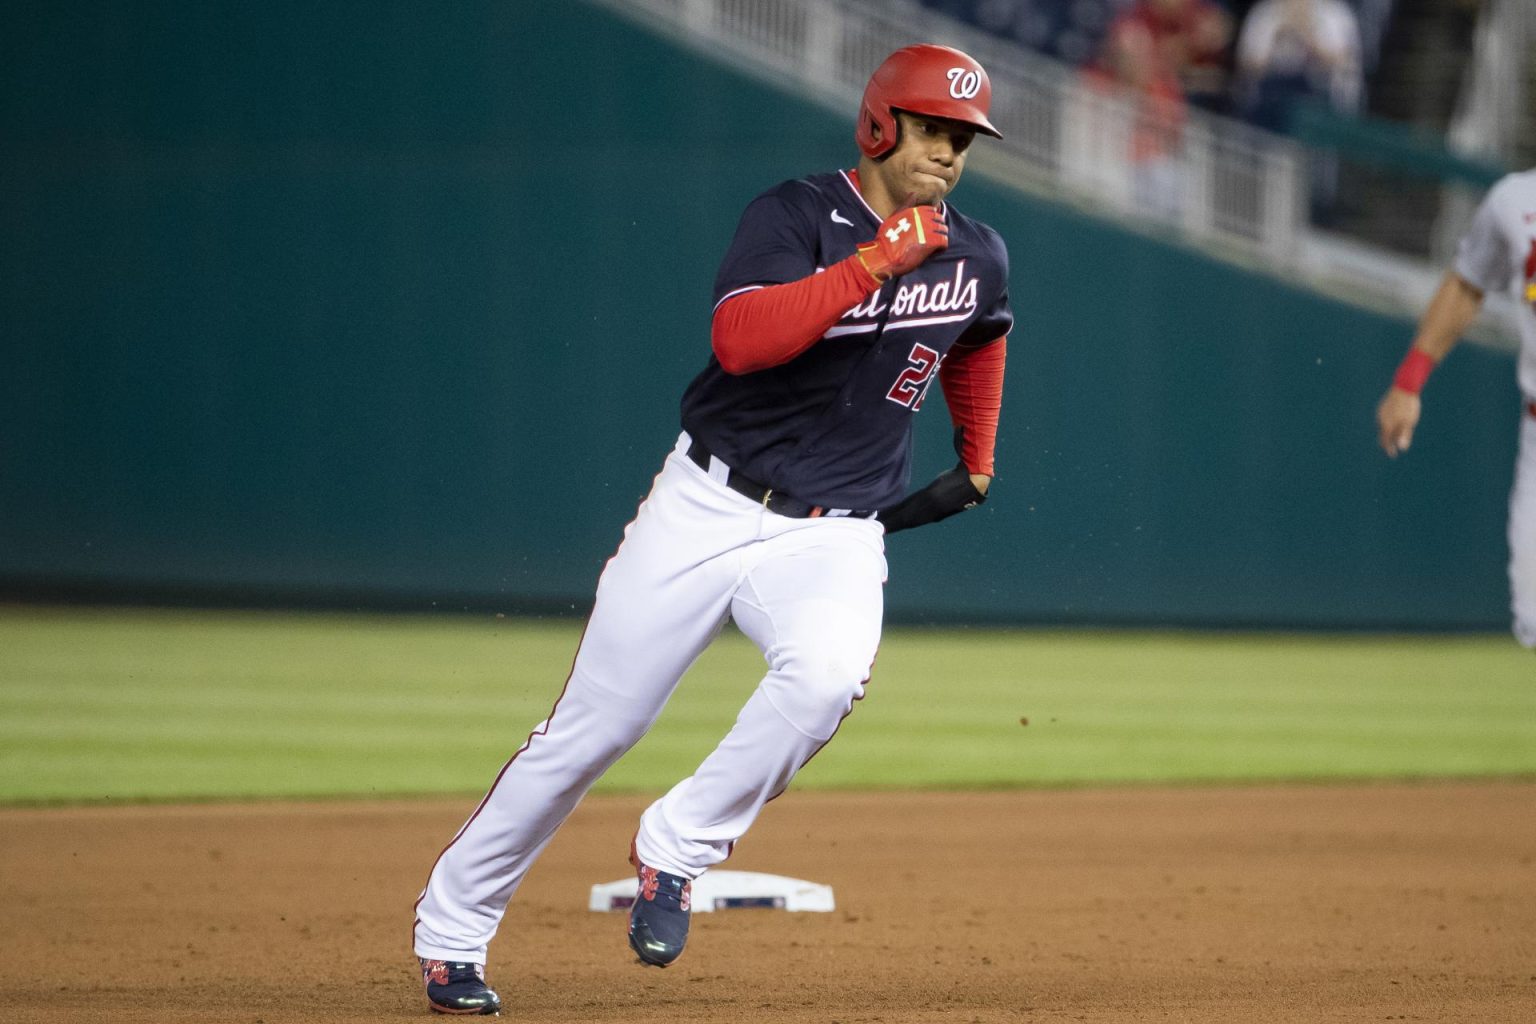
[765, 638, 873, 737]
[536, 683, 657, 765]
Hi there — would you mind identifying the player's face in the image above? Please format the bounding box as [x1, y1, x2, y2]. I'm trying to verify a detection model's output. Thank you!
[873, 112, 975, 210]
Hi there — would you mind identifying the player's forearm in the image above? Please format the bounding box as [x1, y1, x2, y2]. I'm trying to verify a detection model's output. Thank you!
[1407, 271, 1485, 363]
[1388, 272, 1484, 396]
[710, 258, 881, 375]
[938, 337, 1006, 476]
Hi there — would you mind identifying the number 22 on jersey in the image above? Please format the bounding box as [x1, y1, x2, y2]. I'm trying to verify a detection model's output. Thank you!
[887, 343, 943, 410]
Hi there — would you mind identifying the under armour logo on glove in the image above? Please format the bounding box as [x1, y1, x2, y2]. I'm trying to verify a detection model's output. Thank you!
[857, 205, 948, 283]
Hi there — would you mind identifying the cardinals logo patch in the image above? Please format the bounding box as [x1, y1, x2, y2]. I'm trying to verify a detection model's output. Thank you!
[1526, 239, 1536, 305]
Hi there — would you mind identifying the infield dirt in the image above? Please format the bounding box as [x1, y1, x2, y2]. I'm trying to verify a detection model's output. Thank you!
[3, 783, 1533, 1023]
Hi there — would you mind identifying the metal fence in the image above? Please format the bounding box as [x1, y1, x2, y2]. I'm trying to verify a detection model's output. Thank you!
[589, 0, 1516, 347]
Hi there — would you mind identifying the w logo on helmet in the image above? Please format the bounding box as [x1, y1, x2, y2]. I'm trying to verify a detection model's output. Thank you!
[946, 67, 982, 100]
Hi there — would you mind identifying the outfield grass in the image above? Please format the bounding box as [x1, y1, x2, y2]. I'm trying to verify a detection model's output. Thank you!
[1, 605, 1532, 803]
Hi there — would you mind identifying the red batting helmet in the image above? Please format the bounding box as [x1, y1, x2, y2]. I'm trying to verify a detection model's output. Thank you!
[855, 44, 1003, 159]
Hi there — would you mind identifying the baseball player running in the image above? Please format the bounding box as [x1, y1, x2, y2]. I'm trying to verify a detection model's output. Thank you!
[413, 44, 1013, 1014]
[1376, 167, 1536, 648]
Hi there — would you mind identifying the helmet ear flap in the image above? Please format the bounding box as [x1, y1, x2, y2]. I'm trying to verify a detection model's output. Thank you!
[856, 101, 899, 159]
[874, 109, 901, 160]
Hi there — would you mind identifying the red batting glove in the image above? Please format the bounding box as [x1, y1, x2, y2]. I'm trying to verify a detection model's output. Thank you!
[855, 205, 949, 283]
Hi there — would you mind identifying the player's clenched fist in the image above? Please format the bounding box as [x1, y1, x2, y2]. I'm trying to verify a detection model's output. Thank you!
[1376, 387, 1422, 458]
[856, 205, 948, 283]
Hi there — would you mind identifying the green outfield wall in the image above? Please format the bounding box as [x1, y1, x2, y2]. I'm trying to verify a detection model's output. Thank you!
[0, 1, 1518, 629]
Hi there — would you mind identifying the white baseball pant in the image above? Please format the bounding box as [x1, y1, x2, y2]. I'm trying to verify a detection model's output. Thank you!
[1509, 405, 1536, 647]
[413, 432, 887, 962]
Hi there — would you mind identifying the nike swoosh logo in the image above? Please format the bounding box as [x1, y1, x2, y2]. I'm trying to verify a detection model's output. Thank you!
[830, 208, 854, 227]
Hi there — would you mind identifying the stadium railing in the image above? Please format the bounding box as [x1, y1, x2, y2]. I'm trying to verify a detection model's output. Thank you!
[588, 0, 1516, 349]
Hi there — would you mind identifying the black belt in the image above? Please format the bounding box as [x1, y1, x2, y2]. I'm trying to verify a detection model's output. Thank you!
[685, 439, 877, 520]
[1527, 401, 1536, 419]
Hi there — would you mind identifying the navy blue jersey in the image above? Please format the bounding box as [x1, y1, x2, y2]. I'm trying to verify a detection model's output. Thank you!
[680, 170, 1012, 510]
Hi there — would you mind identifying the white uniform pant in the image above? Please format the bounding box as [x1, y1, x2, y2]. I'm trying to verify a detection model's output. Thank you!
[1509, 406, 1536, 647]
[413, 433, 888, 962]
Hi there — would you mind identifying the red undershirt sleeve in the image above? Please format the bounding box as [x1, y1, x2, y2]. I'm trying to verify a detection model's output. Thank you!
[710, 257, 881, 375]
[938, 337, 1007, 477]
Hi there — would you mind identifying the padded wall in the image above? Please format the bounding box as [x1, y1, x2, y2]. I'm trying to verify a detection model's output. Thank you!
[0, 1, 1516, 628]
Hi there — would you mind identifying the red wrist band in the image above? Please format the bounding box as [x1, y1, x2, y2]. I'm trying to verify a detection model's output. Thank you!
[1392, 348, 1436, 394]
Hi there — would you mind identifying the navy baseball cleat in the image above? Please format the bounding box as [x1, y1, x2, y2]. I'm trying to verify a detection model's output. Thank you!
[420, 958, 501, 1016]
[627, 842, 693, 967]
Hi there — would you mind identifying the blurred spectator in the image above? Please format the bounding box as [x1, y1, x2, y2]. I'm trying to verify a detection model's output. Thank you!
[1076, 0, 1233, 216]
[1233, 0, 1363, 131]
[1232, 0, 1363, 222]
[1100, 0, 1235, 113]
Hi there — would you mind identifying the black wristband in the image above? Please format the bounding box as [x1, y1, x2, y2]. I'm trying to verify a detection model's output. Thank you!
[877, 464, 987, 534]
